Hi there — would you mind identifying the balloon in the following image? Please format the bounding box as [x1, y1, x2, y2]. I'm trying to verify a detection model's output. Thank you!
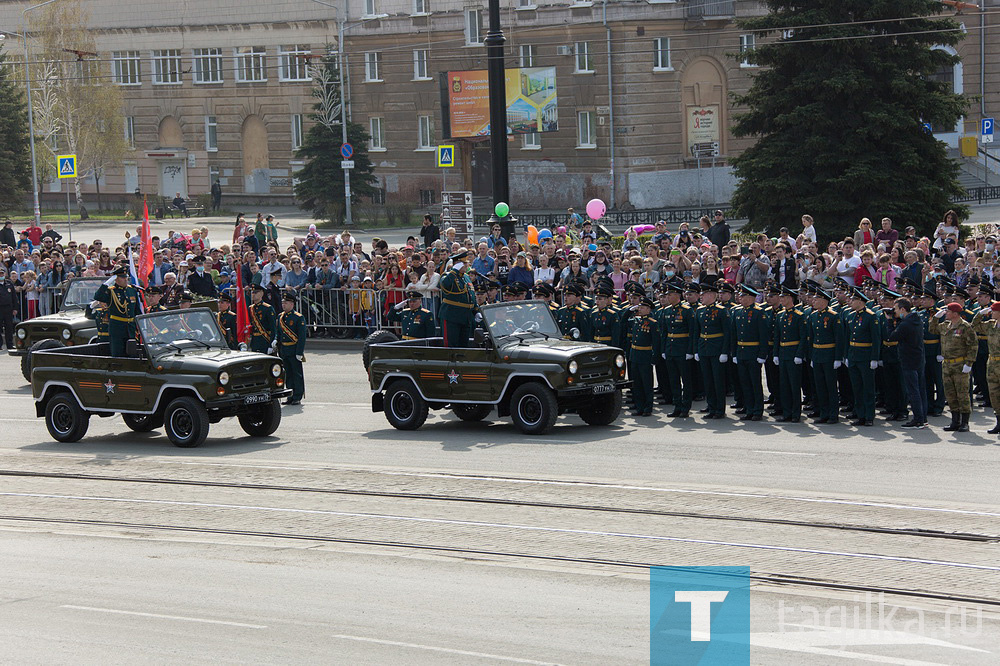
[589, 244, 598, 252]
[494, 202, 510, 218]
[586, 198, 606, 221]
[557, 226, 567, 235]
[537, 229, 553, 241]
[527, 225, 539, 246]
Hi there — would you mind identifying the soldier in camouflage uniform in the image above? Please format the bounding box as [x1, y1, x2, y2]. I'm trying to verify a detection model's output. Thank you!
[930, 302, 978, 432]
[972, 300, 1000, 434]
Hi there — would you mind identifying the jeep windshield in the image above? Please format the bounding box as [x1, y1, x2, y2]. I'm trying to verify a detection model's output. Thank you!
[139, 310, 227, 352]
[483, 301, 562, 339]
[60, 278, 104, 309]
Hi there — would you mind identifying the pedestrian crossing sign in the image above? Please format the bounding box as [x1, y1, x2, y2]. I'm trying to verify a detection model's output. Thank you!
[436, 145, 455, 168]
[57, 154, 77, 179]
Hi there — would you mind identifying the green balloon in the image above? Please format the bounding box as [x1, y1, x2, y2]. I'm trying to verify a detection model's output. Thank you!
[494, 202, 510, 218]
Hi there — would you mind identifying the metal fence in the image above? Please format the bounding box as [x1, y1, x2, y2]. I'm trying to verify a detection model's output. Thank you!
[472, 206, 734, 234]
[287, 288, 444, 339]
[954, 186, 1000, 205]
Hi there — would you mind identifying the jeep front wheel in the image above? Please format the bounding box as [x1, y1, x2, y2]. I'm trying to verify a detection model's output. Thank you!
[238, 401, 282, 437]
[384, 380, 428, 430]
[453, 404, 492, 422]
[509, 382, 558, 435]
[580, 389, 623, 426]
[122, 413, 164, 432]
[45, 394, 89, 443]
[164, 396, 210, 448]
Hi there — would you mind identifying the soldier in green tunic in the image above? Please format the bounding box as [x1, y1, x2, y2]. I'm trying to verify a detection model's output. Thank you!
[972, 300, 1000, 434]
[628, 295, 660, 417]
[930, 301, 978, 432]
[652, 286, 672, 404]
[92, 265, 140, 357]
[695, 283, 730, 419]
[85, 301, 110, 343]
[144, 286, 168, 313]
[772, 286, 807, 423]
[845, 287, 882, 427]
[730, 285, 769, 421]
[400, 290, 435, 340]
[805, 287, 844, 424]
[438, 249, 476, 347]
[660, 281, 695, 418]
[216, 293, 239, 350]
[249, 283, 278, 354]
[556, 283, 592, 341]
[590, 283, 621, 348]
[279, 292, 307, 405]
[917, 285, 946, 417]
[877, 287, 907, 422]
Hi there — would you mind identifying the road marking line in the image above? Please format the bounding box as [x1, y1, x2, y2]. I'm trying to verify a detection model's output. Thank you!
[7, 493, 999, 573]
[0, 418, 39, 422]
[752, 450, 818, 456]
[317, 429, 366, 435]
[60, 604, 266, 628]
[327, 633, 559, 664]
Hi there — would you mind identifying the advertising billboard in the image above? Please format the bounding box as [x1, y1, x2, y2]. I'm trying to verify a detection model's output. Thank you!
[444, 67, 558, 139]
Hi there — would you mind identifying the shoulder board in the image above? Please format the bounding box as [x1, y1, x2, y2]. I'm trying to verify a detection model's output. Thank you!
[420, 308, 430, 313]
[793, 308, 803, 315]
[864, 308, 874, 315]
[680, 303, 690, 310]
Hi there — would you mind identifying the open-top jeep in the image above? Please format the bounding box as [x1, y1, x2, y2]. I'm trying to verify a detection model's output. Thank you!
[11, 276, 105, 381]
[31, 308, 290, 447]
[366, 301, 630, 434]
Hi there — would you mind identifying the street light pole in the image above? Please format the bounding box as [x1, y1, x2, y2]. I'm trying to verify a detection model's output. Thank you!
[19, 0, 58, 226]
[484, 0, 510, 213]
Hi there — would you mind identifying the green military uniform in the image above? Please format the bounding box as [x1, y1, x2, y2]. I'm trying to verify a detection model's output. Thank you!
[695, 286, 730, 419]
[628, 297, 660, 416]
[556, 302, 592, 340]
[400, 303, 435, 340]
[438, 251, 476, 347]
[845, 292, 882, 425]
[93, 273, 140, 357]
[278, 298, 307, 403]
[86, 303, 110, 343]
[217, 307, 239, 350]
[972, 306, 1000, 433]
[729, 288, 769, 420]
[591, 300, 621, 348]
[805, 295, 845, 423]
[772, 291, 807, 422]
[930, 306, 978, 431]
[919, 294, 946, 416]
[249, 292, 278, 354]
[877, 296, 906, 421]
[660, 285, 696, 417]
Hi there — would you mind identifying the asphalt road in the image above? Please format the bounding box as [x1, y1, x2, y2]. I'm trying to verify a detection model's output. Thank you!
[1, 348, 998, 664]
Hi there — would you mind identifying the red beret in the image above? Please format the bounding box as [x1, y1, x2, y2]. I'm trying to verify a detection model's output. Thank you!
[946, 302, 963, 313]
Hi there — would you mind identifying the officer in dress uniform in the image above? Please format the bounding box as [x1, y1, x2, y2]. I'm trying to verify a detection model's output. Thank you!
[772, 286, 806, 423]
[918, 285, 946, 417]
[400, 290, 435, 340]
[806, 287, 844, 424]
[652, 286, 673, 404]
[533, 282, 559, 314]
[144, 286, 168, 312]
[557, 282, 592, 340]
[832, 280, 855, 412]
[278, 291, 307, 405]
[845, 287, 881, 427]
[438, 250, 476, 347]
[730, 285, 768, 421]
[930, 301, 978, 433]
[93, 265, 140, 357]
[972, 299, 1000, 434]
[85, 300, 110, 344]
[249, 283, 278, 354]
[877, 288, 907, 422]
[719, 282, 743, 412]
[474, 282, 490, 333]
[661, 281, 695, 418]
[628, 295, 659, 417]
[762, 282, 782, 415]
[971, 284, 993, 407]
[695, 283, 730, 419]
[217, 293, 239, 349]
[591, 283, 622, 348]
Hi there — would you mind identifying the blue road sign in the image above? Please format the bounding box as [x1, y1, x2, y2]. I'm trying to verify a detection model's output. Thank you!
[57, 154, 77, 179]
[437, 145, 455, 168]
[341, 143, 354, 159]
[983, 118, 995, 144]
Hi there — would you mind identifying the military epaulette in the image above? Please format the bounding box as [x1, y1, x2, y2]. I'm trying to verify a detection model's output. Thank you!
[420, 308, 430, 314]
[793, 308, 803, 315]
[680, 303, 691, 310]
[864, 308, 874, 315]
[752, 304, 763, 311]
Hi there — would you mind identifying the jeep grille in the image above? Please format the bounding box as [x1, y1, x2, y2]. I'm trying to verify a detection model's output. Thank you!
[229, 366, 269, 393]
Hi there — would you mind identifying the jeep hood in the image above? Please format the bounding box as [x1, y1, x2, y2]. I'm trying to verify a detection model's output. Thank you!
[499, 337, 621, 363]
[156, 348, 279, 372]
[19, 310, 89, 326]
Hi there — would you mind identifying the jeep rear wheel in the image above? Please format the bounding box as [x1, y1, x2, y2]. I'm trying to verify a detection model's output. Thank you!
[23, 338, 64, 382]
[384, 379, 428, 430]
[580, 389, 623, 426]
[164, 396, 210, 448]
[453, 404, 493, 422]
[363, 330, 400, 370]
[509, 382, 558, 435]
[238, 401, 282, 437]
[123, 413, 164, 432]
[45, 394, 89, 443]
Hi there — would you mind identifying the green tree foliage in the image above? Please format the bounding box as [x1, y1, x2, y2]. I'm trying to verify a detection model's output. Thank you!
[730, 0, 969, 241]
[0, 47, 32, 210]
[295, 53, 377, 221]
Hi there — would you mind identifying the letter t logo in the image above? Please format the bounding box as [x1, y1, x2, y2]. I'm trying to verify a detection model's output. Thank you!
[674, 591, 729, 641]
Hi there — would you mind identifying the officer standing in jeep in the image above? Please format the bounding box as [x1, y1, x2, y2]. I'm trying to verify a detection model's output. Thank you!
[217, 293, 239, 349]
[249, 283, 278, 354]
[438, 250, 476, 347]
[145, 286, 168, 312]
[279, 292, 307, 405]
[93, 265, 140, 357]
[400, 290, 435, 340]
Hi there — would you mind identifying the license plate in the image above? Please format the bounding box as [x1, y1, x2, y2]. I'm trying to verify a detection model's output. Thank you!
[592, 383, 615, 395]
[244, 393, 270, 405]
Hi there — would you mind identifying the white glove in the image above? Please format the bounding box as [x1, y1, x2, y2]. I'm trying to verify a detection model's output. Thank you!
[394, 301, 406, 311]
[935, 309, 947, 319]
[834, 360, 842, 369]
[756, 358, 765, 364]
[793, 357, 802, 365]
[694, 353, 700, 361]
[877, 361, 884, 367]
[685, 354, 693, 360]
[870, 360, 878, 370]
[962, 364, 972, 374]
[936, 355, 944, 363]
[475, 312, 483, 322]
[89, 300, 100, 309]
[661, 353, 666, 360]
[772, 357, 779, 365]
[239, 343, 248, 351]
[104, 276, 116, 286]
[296, 354, 305, 362]
[719, 354, 728, 363]
[268, 342, 276, 354]
[733, 357, 739, 365]
[810, 361, 814, 368]
[844, 359, 850, 368]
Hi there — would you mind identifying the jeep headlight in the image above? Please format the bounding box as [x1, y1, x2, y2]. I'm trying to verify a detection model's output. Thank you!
[16, 328, 26, 339]
[615, 354, 625, 368]
[61, 328, 71, 340]
[568, 360, 578, 375]
[271, 363, 282, 377]
[218, 371, 230, 386]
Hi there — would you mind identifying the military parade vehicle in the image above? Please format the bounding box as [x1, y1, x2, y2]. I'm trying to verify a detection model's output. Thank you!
[366, 300, 629, 434]
[31, 308, 289, 447]
[11, 276, 104, 381]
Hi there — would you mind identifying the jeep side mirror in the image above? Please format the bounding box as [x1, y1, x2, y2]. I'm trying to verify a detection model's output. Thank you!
[473, 328, 489, 347]
[571, 327, 581, 340]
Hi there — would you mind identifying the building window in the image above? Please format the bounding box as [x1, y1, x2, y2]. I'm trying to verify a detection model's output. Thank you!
[193, 48, 223, 83]
[653, 37, 672, 71]
[370, 117, 385, 150]
[365, 52, 382, 82]
[465, 9, 483, 45]
[577, 111, 595, 148]
[419, 189, 436, 206]
[740, 34, 757, 67]
[279, 45, 311, 82]
[372, 188, 386, 205]
[417, 115, 433, 150]
[413, 0, 428, 14]
[363, 0, 377, 16]
[413, 49, 429, 80]
[575, 42, 593, 73]
[124, 116, 135, 149]
[518, 0, 536, 7]
[522, 132, 540, 150]
[151, 49, 182, 85]
[205, 116, 218, 151]
[235, 46, 267, 82]
[519, 45, 534, 68]
[291, 114, 304, 150]
[112, 51, 141, 85]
